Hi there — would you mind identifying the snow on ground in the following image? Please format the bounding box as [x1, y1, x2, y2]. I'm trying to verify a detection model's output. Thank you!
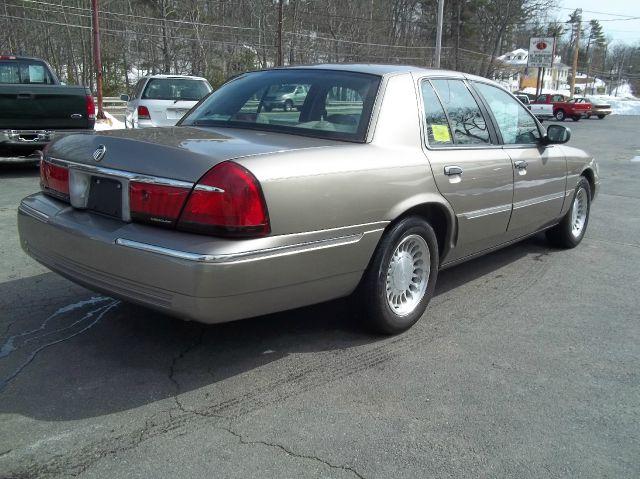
[94, 111, 125, 131]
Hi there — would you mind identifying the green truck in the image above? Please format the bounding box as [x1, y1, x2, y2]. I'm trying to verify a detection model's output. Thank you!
[0, 55, 95, 163]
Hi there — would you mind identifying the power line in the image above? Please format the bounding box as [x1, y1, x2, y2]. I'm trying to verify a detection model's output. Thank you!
[5, 2, 440, 50]
[556, 7, 640, 19]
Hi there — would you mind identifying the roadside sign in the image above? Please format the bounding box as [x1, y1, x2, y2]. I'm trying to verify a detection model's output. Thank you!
[528, 37, 555, 68]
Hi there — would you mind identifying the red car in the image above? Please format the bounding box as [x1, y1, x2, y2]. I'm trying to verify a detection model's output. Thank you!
[533, 94, 592, 122]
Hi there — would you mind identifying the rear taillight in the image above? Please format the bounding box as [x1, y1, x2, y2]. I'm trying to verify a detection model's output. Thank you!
[40, 160, 69, 200]
[177, 161, 270, 237]
[85, 95, 96, 120]
[129, 182, 190, 227]
[137, 105, 151, 120]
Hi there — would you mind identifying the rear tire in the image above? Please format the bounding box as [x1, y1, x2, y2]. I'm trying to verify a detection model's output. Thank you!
[598, 114, 605, 119]
[546, 177, 591, 248]
[357, 217, 439, 335]
[555, 109, 566, 121]
[572, 115, 581, 121]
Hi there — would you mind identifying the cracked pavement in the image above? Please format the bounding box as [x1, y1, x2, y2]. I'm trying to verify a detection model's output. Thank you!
[1, 117, 639, 478]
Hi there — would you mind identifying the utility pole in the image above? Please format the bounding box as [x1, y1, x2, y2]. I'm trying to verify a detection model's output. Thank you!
[615, 53, 625, 97]
[435, 0, 445, 68]
[535, 67, 542, 97]
[276, 0, 284, 66]
[570, 8, 582, 99]
[91, 0, 105, 119]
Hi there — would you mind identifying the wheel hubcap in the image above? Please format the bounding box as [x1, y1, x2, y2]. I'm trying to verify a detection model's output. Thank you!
[571, 187, 588, 238]
[385, 234, 430, 317]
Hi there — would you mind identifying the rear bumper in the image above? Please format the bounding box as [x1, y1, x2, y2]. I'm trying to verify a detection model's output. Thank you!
[18, 193, 384, 324]
[1, 129, 93, 162]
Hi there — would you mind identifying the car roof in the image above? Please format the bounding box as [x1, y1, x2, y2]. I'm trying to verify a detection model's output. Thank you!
[143, 74, 209, 81]
[0, 55, 48, 62]
[271, 63, 494, 83]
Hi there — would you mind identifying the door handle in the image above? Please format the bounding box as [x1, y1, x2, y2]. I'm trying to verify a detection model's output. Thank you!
[17, 92, 34, 99]
[514, 160, 528, 170]
[444, 165, 463, 176]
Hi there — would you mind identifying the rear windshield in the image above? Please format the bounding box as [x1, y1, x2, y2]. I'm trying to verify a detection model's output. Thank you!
[142, 78, 211, 101]
[180, 69, 381, 142]
[0, 61, 55, 84]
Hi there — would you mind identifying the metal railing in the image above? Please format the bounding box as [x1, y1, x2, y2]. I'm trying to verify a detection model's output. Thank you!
[95, 97, 127, 114]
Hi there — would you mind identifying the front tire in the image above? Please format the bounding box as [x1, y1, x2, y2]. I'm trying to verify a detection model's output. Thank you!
[546, 177, 591, 248]
[555, 109, 566, 121]
[283, 100, 293, 112]
[598, 114, 605, 119]
[357, 217, 439, 335]
[572, 115, 581, 121]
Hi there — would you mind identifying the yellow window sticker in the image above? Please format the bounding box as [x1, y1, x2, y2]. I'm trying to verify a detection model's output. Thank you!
[431, 124, 451, 143]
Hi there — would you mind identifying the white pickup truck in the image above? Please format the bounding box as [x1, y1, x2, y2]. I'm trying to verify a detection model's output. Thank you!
[515, 94, 554, 122]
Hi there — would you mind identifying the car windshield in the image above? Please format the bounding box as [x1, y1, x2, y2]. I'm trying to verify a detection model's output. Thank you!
[180, 69, 381, 142]
[142, 78, 211, 101]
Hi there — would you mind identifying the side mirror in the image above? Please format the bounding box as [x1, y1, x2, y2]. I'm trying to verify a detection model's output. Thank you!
[544, 124, 571, 144]
[120, 94, 130, 102]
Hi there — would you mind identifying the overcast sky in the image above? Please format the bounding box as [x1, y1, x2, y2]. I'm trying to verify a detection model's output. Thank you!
[556, 0, 640, 45]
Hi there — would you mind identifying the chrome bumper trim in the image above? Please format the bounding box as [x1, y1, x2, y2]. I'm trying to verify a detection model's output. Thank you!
[47, 157, 194, 189]
[18, 203, 50, 223]
[115, 233, 365, 264]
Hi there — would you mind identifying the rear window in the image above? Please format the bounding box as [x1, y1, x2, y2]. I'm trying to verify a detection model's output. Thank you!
[181, 69, 381, 142]
[142, 78, 212, 101]
[0, 61, 55, 84]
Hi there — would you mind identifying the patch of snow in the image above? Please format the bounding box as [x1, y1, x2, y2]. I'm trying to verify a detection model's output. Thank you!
[94, 111, 125, 130]
[611, 82, 635, 98]
[521, 87, 566, 96]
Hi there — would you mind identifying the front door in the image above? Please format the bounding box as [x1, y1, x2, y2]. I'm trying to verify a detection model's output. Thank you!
[471, 82, 566, 238]
[419, 78, 515, 262]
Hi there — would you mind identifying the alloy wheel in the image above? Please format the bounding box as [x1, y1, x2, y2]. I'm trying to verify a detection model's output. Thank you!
[385, 234, 430, 317]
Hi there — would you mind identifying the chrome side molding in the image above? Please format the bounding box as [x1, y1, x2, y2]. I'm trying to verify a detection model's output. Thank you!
[115, 234, 365, 264]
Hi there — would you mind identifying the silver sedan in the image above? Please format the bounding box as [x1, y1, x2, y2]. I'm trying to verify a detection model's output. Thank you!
[18, 65, 598, 334]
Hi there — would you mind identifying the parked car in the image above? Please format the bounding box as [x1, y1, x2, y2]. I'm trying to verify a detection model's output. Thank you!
[533, 93, 592, 121]
[0, 55, 95, 163]
[515, 93, 553, 122]
[18, 65, 598, 334]
[121, 75, 212, 128]
[577, 97, 612, 119]
[261, 83, 309, 112]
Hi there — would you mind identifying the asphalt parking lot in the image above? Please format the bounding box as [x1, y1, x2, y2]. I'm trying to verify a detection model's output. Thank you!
[1, 116, 639, 478]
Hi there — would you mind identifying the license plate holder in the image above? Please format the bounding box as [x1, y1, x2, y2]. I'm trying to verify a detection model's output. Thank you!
[87, 176, 123, 218]
[166, 109, 188, 120]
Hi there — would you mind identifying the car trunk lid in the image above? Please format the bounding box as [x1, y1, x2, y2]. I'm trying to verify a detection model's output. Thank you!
[47, 126, 342, 183]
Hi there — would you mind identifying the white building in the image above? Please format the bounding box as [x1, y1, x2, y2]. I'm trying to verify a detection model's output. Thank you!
[493, 48, 570, 92]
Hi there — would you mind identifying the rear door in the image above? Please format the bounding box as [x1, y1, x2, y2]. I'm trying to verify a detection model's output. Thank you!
[418, 78, 514, 262]
[125, 78, 146, 127]
[472, 82, 566, 237]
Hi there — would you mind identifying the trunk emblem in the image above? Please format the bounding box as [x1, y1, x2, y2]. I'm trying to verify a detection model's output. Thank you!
[93, 145, 107, 162]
